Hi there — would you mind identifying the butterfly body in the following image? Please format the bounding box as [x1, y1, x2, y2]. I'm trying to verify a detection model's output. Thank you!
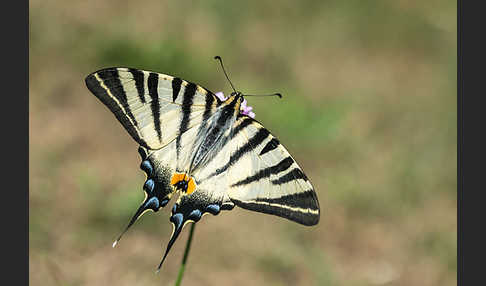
[85, 67, 320, 270]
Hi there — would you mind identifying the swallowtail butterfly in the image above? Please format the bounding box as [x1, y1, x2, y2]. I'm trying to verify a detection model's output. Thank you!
[85, 64, 320, 270]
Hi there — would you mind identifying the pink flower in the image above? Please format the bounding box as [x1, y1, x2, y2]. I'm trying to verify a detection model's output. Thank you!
[215, 92, 227, 101]
[240, 98, 255, 118]
[215, 92, 255, 118]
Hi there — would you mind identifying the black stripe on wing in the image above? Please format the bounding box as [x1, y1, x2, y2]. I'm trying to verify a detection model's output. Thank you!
[176, 82, 197, 158]
[172, 77, 183, 102]
[199, 90, 216, 130]
[271, 168, 309, 185]
[85, 69, 150, 149]
[148, 72, 162, 142]
[231, 194, 319, 226]
[254, 191, 318, 210]
[231, 157, 294, 187]
[260, 138, 280, 156]
[210, 128, 271, 178]
[128, 68, 146, 103]
[232, 116, 253, 137]
[97, 69, 139, 128]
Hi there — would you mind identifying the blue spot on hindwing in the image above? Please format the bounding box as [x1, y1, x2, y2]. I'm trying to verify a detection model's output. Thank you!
[160, 199, 169, 207]
[145, 197, 160, 211]
[140, 160, 153, 176]
[206, 204, 221, 215]
[144, 179, 155, 193]
[170, 213, 184, 228]
[188, 209, 202, 222]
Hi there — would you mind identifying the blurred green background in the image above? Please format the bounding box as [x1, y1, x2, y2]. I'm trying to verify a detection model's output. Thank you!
[29, 1, 456, 285]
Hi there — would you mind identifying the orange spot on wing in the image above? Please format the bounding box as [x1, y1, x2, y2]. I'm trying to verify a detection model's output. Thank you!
[171, 173, 186, 185]
[187, 178, 196, 195]
[171, 173, 197, 195]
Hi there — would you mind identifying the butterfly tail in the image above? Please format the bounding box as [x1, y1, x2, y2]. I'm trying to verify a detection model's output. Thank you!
[113, 196, 162, 247]
[156, 212, 187, 272]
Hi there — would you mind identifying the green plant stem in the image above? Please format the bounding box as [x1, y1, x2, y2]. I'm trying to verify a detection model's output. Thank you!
[174, 223, 196, 286]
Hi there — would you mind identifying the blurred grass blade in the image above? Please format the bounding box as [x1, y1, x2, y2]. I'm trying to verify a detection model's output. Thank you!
[175, 223, 196, 286]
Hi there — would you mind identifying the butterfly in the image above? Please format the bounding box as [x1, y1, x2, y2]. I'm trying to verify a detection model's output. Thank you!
[85, 63, 320, 270]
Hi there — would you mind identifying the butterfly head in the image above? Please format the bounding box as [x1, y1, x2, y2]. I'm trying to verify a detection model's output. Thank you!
[216, 91, 255, 118]
[229, 91, 246, 106]
[230, 91, 243, 98]
[233, 92, 256, 118]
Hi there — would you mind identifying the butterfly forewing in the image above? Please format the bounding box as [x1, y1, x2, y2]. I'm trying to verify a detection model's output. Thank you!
[85, 67, 220, 150]
[224, 118, 320, 226]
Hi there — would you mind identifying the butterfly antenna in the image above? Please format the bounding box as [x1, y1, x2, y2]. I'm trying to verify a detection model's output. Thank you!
[214, 56, 237, 93]
[243, 93, 282, 98]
